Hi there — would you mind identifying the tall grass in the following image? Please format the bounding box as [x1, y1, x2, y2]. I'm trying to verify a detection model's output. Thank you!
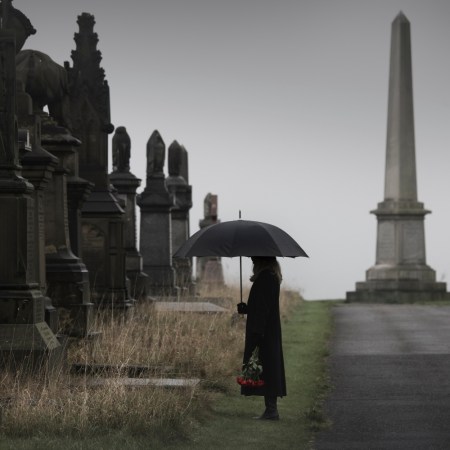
[0, 286, 301, 440]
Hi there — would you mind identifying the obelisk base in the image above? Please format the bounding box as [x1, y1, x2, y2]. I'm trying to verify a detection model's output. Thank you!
[347, 264, 449, 303]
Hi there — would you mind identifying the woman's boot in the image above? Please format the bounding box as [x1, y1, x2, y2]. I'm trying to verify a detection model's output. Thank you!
[259, 395, 279, 420]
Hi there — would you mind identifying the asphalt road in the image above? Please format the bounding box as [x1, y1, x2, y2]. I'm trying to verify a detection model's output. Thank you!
[315, 304, 450, 450]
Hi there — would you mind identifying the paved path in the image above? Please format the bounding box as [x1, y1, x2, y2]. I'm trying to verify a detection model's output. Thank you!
[315, 304, 450, 450]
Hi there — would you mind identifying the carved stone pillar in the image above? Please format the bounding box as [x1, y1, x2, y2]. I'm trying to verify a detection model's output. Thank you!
[0, 22, 60, 368]
[137, 130, 175, 296]
[17, 85, 59, 333]
[41, 117, 94, 336]
[110, 127, 148, 299]
[166, 141, 193, 294]
[196, 193, 225, 290]
[66, 13, 133, 309]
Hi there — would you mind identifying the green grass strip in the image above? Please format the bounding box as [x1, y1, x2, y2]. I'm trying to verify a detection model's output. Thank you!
[0, 300, 335, 450]
[172, 299, 335, 449]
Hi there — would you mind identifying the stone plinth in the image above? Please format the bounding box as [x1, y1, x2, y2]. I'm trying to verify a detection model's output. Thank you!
[138, 131, 175, 296]
[19, 105, 59, 333]
[110, 171, 148, 299]
[166, 141, 193, 294]
[41, 118, 95, 336]
[196, 193, 225, 291]
[347, 13, 448, 303]
[0, 23, 61, 368]
[110, 127, 148, 299]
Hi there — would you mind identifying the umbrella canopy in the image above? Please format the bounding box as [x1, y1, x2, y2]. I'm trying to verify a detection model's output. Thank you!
[173, 219, 308, 258]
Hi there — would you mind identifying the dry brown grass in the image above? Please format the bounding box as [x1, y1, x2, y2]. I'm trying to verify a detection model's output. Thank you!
[0, 285, 302, 439]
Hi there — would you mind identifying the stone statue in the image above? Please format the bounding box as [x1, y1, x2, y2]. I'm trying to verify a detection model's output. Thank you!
[16, 50, 72, 129]
[112, 126, 130, 173]
[146, 130, 165, 176]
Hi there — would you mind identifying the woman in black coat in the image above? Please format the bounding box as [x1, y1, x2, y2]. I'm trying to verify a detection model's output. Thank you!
[239, 256, 286, 420]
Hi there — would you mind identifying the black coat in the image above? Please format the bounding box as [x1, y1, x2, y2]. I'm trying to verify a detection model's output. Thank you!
[241, 269, 286, 398]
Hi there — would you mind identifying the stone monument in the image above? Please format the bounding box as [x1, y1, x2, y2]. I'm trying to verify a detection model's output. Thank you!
[137, 130, 176, 296]
[0, 1, 60, 367]
[109, 126, 148, 299]
[346, 12, 448, 303]
[17, 83, 59, 333]
[196, 193, 225, 289]
[40, 117, 95, 336]
[166, 140, 193, 292]
[65, 13, 133, 309]
[15, 30, 95, 336]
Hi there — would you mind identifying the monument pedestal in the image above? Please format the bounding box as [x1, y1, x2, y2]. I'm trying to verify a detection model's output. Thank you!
[347, 202, 448, 303]
[138, 195, 176, 296]
[110, 169, 148, 299]
[41, 119, 95, 337]
[0, 180, 62, 369]
[0, 24, 62, 369]
[81, 190, 134, 310]
[138, 131, 176, 296]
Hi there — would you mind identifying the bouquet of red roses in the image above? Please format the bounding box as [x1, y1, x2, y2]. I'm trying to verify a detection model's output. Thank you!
[237, 346, 264, 388]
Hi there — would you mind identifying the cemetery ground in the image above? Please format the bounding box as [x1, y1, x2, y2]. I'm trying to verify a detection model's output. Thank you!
[0, 291, 334, 449]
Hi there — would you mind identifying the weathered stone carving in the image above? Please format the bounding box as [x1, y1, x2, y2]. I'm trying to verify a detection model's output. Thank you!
[166, 141, 193, 293]
[16, 50, 72, 129]
[0, 3, 61, 367]
[40, 116, 95, 336]
[17, 82, 59, 333]
[137, 130, 175, 296]
[112, 126, 131, 173]
[65, 13, 132, 309]
[110, 126, 148, 298]
[1, 0, 36, 52]
[196, 193, 224, 290]
[147, 130, 165, 177]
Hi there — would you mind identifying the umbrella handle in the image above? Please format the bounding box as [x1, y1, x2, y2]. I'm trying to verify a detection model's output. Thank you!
[239, 210, 242, 303]
[239, 255, 242, 303]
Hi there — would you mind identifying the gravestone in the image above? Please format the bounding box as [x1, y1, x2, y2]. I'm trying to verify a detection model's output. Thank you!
[166, 140, 193, 293]
[65, 13, 133, 309]
[137, 130, 176, 296]
[15, 29, 96, 335]
[346, 13, 448, 303]
[196, 193, 225, 290]
[0, 2, 60, 368]
[17, 83, 59, 333]
[40, 116, 95, 336]
[109, 126, 148, 299]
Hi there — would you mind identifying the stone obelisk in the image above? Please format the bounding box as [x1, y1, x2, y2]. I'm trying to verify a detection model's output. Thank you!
[347, 12, 447, 303]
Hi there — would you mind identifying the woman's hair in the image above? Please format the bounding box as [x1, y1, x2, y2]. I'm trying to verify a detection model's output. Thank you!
[250, 257, 282, 284]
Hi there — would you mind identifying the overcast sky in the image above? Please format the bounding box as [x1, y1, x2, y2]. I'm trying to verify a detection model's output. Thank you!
[20, 0, 450, 299]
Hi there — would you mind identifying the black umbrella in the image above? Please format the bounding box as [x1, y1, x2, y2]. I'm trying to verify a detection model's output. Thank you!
[173, 219, 308, 302]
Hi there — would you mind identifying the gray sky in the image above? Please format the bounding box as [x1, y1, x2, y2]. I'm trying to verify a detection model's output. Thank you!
[20, 0, 450, 299]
